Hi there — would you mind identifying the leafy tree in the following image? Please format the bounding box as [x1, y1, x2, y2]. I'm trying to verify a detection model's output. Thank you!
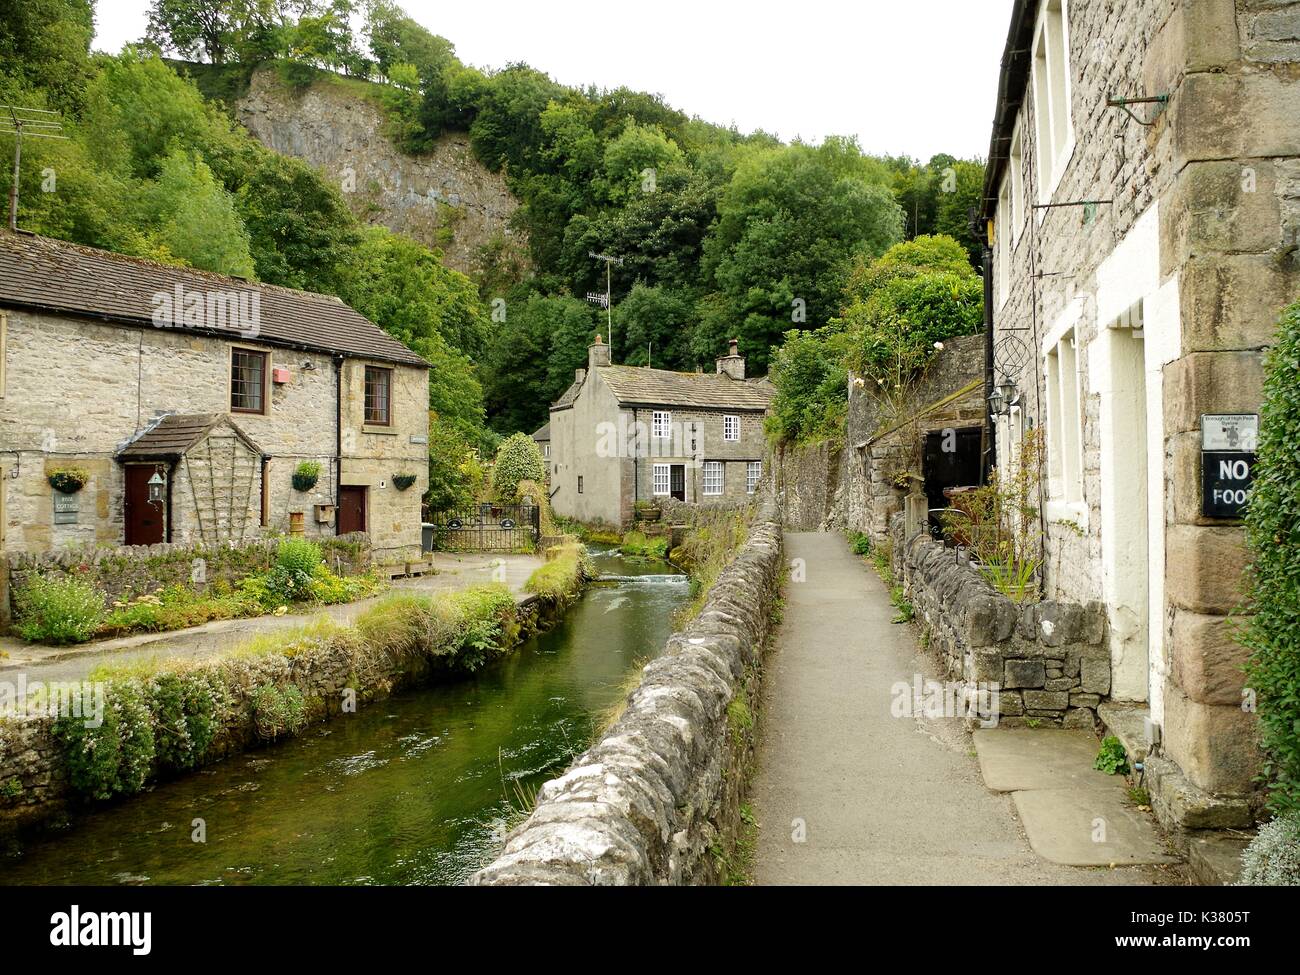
[0, 0, 94, 113]
[600, 118, 686, 202]
[235, 151, 360, 292]
[426, 415, 485, 511]
[490, 432, 546, 502]
[933, 158, 985, 265]
[767, 324, 853, 445]
[614, 282, 693, 368]
[133, 149, 256, 276]
[697, 138, 904, 371]
[145, 0, 284, 65]
[469, 63, 566, 174]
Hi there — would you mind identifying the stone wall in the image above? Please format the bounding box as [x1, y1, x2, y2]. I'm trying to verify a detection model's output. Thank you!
[771, 440, 841, 530]
[893, 516, 1111, 728]
[470, 495, 783, 885]
[4, 534, 370, 614]
[236, 67, 529, 283]
[0, 589, 565, 840]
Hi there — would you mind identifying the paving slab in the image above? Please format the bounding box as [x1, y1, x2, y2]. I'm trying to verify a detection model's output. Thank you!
[1013, 788, 1179, 866]
[974, 728, 1118, 792]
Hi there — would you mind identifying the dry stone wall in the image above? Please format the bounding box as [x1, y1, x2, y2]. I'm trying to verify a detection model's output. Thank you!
[470, 495, 782, 885]
[893, 516, 1111, 729]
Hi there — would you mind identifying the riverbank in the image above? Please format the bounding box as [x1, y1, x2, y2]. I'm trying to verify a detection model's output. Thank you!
[0, 546, 585, 842]
[471, 494, 782, 885]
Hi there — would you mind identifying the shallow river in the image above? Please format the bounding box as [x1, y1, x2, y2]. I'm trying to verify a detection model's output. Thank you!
[1, 547, 687, 886]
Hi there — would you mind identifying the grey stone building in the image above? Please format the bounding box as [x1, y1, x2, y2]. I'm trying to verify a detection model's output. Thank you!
[982, 0, 1300, 827]
[0, 231, 430, 562]
[548, 336, 773, 527]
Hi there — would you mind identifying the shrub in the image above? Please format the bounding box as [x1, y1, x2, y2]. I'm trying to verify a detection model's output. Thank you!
[250, 683, 307, 739]
[847, 531, 872, 556]
[149, 671, 222, 770]
[54, 680, 156, 800]
[1238, 812, 1300, 886]
[524, 543, 588, 602]
[490, 432, 546, 502]
[1242, 299, 1300, 813]
[14, 574, 107, 644]
[249, 538, 325, 607]
[1094, 736, 1129, 775]
[621, 531, 670, 560]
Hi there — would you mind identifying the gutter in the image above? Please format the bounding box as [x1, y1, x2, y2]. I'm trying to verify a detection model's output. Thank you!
[980, 0, 1039, 223]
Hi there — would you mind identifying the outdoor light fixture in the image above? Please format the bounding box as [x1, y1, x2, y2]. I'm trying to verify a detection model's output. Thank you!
[148, 469, 166, 505]
[989, 376, 1021, 416]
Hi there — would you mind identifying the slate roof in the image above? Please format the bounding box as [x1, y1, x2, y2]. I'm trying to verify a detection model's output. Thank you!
[117, 414, 264, 460]
[531, 422, 551, 442]
[595, 365, 774, 411]
[0, 231, 428, 367]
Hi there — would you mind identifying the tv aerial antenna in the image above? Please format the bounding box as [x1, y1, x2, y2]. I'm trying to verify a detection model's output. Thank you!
[1, 105, 68, 231]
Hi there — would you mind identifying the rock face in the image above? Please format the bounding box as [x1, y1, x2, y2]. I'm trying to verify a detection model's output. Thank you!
[235, 68, 529, 281]
[470, 495, 783, 885]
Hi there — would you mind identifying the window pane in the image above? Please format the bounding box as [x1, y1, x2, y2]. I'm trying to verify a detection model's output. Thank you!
[704, 461, 724, 496]
[231, 350, 265, 412]
[365, 367, 392, 425]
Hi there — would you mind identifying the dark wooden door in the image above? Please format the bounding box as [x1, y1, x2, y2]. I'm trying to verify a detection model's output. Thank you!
[338, 485, 367, 535]
[670, 464, 686, 502]
[124, 465, 165, 545]
[923, 427, 983, 535]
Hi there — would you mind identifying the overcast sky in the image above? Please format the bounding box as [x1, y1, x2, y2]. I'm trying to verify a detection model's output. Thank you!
[93, 0, 1014, 161]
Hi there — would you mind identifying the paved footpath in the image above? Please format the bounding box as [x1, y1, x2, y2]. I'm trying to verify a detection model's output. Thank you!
[751, 532, 1178, 886]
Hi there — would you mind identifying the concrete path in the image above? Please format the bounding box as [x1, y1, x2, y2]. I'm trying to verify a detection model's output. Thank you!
[0, 552, 542, 684]
[751, 532, 1179, 886]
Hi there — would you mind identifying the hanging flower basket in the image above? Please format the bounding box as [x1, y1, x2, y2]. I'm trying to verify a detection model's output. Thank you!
[393, 473, 418, 491]
[292, 461, 321, 493]
[47, 467, 89, 494]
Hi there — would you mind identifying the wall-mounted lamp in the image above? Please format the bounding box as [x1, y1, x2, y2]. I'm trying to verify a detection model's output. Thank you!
[989, 377, 1021, 417]
[148, 469, 166, 506]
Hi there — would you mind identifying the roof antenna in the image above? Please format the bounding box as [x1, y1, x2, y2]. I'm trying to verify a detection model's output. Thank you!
[1, 104, 67, 231]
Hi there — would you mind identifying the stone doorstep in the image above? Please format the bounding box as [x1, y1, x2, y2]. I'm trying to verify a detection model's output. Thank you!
[1097, 701, 1154, 763]
[1012, 789, 1181, 867]
[973, 728, 1119, 793]
[1188, 832, 1252, 886]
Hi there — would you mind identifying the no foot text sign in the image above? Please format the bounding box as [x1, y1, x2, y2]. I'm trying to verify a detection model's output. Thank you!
[1201, 414, 1257, 519]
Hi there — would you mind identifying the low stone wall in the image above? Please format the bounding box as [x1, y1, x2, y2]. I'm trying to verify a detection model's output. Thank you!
[470, 495, 783, 885]
[893, 518, 1111, 728]
[0, 588, 565, 841]
[4, 534, 371, 615]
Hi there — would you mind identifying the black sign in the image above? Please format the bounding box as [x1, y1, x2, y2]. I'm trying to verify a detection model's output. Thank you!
[1202, 451, 1255, 518]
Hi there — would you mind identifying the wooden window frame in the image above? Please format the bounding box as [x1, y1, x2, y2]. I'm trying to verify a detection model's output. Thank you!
[652, 463, 670, 497]
[746, 461, 762, 495]
[723, 414, 740, 442]
[230, 347, 269, 415]
[703, 460, 724, 496]
[652, 410, 672, 439]
[364, 365, 394, 427]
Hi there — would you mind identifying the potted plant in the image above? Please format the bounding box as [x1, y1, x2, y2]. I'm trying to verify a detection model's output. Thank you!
[47, 467, 90, 494]
[392, 473, 418, 491]
[635, 500, 662, 522]
[292, 461, 321, 492]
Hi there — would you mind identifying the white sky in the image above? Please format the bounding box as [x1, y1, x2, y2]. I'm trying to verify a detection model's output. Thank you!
[92, 0, 1013, 161]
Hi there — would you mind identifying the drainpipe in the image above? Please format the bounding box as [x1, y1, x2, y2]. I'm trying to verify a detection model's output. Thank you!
[632, 408, 639, 509]
[333, 355, 343, 534]
[982, 240, 996, 483]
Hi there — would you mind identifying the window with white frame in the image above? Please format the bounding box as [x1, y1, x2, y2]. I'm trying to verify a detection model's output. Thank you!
[652, 463, 670, 497]
[723, 414, 740, 441]
[1045, 329, 1083, 503]
[1031, 0, 1073, 201]
[703, 461, 724, 496]
[997, 176, 1012, 306]
[652, 410, 672, 438]
[746, 461, 762, 494]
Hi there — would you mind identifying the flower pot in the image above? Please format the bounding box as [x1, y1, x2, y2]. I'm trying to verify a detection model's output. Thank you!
[47, 469, 89, 494]
[393, 474, 418, 491]
[291, 473, 319, 492]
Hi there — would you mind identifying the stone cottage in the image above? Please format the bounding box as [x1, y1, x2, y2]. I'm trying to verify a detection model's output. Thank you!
[982, 0, 1300, 827]
[0, 231, 430, 563]
[548, 336, 773, 526]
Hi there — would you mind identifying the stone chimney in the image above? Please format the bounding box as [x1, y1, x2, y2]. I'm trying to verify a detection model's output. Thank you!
[715, 337, 745, 380]
[588, 333, 611, 370]
[574, 367, 586, 385]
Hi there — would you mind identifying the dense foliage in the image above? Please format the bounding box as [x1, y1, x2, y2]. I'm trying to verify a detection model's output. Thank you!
[1242, 300, 1300, 813]
[490, 433, 547, 502]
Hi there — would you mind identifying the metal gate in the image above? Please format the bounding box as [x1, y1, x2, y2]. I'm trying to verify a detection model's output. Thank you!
[426, 503, 541, 552]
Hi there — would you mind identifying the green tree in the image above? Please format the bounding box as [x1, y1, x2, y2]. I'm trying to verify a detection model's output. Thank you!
[235, 151, 360, 292]
[0, 0, 94, 113]
[490, 432, 546, 502]
[145, 0, 283, 64]
[697, 138, 904, 372]
[133, 149, 255, 276]
[614, 282, 692, 368]
[766, 324, 853, 445]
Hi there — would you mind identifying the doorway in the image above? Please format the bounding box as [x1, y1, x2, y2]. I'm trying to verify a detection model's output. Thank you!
[124, 464, 166, 545]
[923, 427, 983, 534]
[338, 485, 367, 535]
[669, 464, 686, 502]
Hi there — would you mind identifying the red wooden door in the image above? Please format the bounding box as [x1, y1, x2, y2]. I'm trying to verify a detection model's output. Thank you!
[338, 485, 367, 535]
[124, 465, 165, 545]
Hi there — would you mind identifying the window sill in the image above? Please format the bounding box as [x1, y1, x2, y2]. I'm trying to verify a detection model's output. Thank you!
[362, 424, 397, 436]
[1044, 498, 1088, 530]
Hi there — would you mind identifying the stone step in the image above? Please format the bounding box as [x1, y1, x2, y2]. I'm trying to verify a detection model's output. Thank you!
[1188, 832, 1252, 886]
[1097, 701, 1154, 763]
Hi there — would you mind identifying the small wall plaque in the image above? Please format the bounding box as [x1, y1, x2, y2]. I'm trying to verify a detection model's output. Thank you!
[53, 490, 79, 525]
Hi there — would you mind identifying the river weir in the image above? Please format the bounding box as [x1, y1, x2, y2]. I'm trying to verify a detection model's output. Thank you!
[1, 547, 687, 886]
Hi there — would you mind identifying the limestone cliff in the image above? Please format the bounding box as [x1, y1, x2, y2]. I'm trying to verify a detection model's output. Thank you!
[235, 67, 529, 282]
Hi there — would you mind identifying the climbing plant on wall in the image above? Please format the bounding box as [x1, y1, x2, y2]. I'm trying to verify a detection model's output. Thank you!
[1242, 298, 1300, 813]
